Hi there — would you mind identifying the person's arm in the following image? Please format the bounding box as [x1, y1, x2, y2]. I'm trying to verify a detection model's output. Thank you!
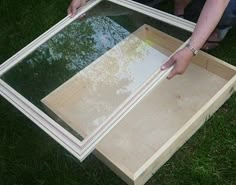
[161, 0, 230, 79]
[67, 0, 87, 17]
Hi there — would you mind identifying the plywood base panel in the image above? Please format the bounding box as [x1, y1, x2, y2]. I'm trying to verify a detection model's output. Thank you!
[41, 24, 236, 185]
[94, 62, 230, 184]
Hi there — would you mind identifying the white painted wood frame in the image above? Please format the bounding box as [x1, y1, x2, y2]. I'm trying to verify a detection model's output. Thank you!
[0, 0, 196, 161]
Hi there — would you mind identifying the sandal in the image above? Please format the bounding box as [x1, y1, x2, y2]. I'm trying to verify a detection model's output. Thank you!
[202, 40, 221, 52]
[202, 26, 232, 51]
[175, 14, 184, 18]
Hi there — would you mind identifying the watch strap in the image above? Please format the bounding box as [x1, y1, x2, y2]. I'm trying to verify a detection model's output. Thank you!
[186, 43, 198, 56]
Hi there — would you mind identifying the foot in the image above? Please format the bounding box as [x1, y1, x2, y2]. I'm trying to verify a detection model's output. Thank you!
[202, 27, 232, 51]
[202, 30, 220, 51]
[174, 0, 191, 17]
[174, 8, 184, 17]
[174, 6, 185, 17]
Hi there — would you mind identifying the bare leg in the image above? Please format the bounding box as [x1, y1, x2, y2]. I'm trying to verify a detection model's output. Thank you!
[174, 0, 191, 16]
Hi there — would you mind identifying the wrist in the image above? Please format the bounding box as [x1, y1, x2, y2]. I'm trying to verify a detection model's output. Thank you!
[185, 43, 199, 56]
[182, 47, 195, 59]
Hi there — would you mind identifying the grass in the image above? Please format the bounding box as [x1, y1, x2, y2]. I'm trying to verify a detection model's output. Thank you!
[0, 0, 235, 185]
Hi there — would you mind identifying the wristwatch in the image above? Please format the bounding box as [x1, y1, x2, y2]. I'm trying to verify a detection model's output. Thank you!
[186, 43, 198, 56]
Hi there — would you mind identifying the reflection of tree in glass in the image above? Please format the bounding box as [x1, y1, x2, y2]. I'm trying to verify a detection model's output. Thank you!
[27, 16, 130, 72]
[2, 16, 130, 108]
[41, 31, 168, 132]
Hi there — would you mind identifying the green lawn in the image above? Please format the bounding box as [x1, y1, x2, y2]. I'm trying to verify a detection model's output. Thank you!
[0, 0, 235, 185]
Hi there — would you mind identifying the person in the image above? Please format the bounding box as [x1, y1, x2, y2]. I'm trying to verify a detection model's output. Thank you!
[67, 0, 234, 79]
[67, 0, 87, 16]
[174, 0, 235, 51]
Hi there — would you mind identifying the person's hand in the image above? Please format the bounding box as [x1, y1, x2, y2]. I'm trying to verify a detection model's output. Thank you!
[161, 47, 194, 79]
[67, 0, 87, 17]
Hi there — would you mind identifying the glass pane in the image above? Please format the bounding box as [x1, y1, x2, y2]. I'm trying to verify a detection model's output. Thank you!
[1, 1, 191, 142]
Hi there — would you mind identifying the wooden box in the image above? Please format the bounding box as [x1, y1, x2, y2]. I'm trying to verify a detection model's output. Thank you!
[42, 25, 236, 185]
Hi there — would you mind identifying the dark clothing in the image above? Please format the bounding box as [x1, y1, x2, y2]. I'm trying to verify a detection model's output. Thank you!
[218, 0, 236, 28]
[135, 0, 154, 3]
[185, 0, 236, 29]
[135, 0, 236, 29]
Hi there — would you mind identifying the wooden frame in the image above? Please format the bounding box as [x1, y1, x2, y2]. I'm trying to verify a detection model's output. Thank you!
[0, 0, 197, 161]
[1, 1, 235, 184]
[36, 24, 236, 185]
[91, 26, 236, 185]
[40, 24, 188, 152]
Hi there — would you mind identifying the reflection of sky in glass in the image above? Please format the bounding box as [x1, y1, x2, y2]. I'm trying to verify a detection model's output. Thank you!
[0, 0, 191, 142]
[42, 31, 168, 135]
[1, 15, 131, 138]
[92, 16, 130, 52]
[115, 39, 167, 94]
[1, 16, 130, 106]
[26, 16, 130, 72]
